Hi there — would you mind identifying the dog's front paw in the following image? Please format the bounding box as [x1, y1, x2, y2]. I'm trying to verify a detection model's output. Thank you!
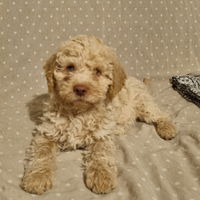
[156, 120, 177, 140]
[85, 166, 117, 194]
[20, 170, 53, 194]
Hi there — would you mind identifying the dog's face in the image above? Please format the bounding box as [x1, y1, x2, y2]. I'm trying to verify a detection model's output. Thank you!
[43, 35, 127, 107]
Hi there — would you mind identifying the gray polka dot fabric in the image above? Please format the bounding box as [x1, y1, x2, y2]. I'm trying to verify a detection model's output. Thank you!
[0, 0, 200, 200]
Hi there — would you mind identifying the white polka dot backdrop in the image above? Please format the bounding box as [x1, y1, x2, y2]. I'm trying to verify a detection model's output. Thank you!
[0, 0, 200, 200]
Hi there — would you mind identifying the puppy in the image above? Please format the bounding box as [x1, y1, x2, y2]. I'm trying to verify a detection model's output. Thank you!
[20, 35, 177, 194]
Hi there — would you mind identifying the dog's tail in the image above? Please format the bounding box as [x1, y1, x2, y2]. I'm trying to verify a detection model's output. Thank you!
[143, 77, 152, 94]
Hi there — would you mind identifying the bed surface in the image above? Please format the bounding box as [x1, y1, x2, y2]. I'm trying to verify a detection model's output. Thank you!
[1, 1, 200, 199]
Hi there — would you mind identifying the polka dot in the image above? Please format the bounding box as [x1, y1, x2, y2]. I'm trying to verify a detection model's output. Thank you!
[144, 172, 149, 176]
[192, 187, 198, 191]
[175, 182, 180, 186]
[18, 174, 23, 178]
[141, 177, 146, 182]
[156, 187, 161, 192]
[159, 175, 164, 179]
[118, 192, 123, 196]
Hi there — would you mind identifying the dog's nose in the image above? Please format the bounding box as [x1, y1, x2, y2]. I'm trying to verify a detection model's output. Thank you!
[73, 85, 88, 96]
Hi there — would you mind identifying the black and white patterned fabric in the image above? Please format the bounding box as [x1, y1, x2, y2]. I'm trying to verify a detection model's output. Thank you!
[172, 75, 200, 108]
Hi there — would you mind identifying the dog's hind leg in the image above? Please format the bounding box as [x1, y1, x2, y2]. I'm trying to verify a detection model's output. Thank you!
[135, 93, 177, 140]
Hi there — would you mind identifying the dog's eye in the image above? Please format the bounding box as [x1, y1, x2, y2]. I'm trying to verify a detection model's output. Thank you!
[56, 63, 62, 69]
[96, 69, 101, 76]
[67, 65, 75, 72]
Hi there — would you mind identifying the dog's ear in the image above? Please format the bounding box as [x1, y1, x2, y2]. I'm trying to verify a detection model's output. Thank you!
[108, 60, 127, 101]
[43, 54, 57, 93]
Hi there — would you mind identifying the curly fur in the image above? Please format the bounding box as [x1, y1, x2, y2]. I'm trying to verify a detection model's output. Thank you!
[20, 35, 177, 194]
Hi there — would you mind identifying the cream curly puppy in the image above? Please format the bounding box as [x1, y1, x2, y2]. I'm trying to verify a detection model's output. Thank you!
[20, 35, 177, 194]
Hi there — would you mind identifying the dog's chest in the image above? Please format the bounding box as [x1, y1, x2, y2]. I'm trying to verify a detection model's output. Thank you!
[56, 110, 115, 150]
